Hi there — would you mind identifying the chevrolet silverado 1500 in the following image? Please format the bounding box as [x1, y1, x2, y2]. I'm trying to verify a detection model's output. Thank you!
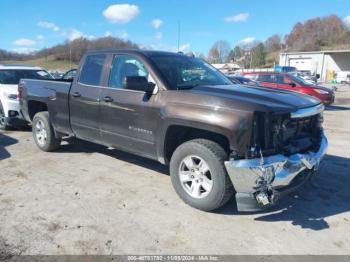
[19, 50, 328, 212]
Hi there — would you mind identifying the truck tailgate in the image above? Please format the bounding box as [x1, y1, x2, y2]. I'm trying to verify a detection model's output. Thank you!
[20, 79, 72, 135]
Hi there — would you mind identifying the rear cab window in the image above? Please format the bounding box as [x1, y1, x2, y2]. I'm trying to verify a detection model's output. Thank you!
[79, 54, 107, 86]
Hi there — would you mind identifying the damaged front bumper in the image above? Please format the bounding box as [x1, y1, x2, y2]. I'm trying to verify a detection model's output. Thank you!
[224, 132, 328, 212]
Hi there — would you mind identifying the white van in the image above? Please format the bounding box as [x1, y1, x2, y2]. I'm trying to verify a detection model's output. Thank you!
[0, 65, 53, 130]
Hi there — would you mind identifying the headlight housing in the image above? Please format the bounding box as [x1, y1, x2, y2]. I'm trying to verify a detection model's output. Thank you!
[314, 89, 329, 95]
[3, 91, 18, 100]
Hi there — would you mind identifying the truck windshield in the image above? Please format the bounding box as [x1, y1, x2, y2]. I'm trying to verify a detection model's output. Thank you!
[150, 55, 232, 90]
[0, 69, 53, 85]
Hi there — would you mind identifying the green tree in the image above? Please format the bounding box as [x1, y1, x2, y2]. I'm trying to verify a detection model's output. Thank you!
[251, 43, 266, 68]
[227, 46, 242, 62]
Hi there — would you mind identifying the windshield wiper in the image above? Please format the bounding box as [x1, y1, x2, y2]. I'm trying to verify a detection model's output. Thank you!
[177, 84, 201, 90]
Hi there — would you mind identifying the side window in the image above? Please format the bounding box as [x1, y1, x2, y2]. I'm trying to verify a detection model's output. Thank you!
[276, 75, 293, 85]
[275, 75, 285, 84]
[109, 55, 149, 89]
[257, 74, 273, 82]
[79, 54, 106, 86]
[284, 77, 294, 84]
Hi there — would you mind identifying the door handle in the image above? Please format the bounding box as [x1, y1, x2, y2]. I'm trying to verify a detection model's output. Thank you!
[72, 92, 81, 98]
[103, 96, 114, 102]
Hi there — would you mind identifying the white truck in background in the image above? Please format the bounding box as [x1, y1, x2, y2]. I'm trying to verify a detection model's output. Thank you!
[0, 64, 53, 130]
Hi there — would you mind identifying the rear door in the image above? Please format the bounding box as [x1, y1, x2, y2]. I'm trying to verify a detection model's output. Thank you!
[69, 54, 107, 142]
[99, 54, 159, 159]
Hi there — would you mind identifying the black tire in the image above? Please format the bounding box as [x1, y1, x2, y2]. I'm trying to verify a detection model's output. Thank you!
[0, 101, 11, 130]
[32, 111, 61, 151]
[170, 139, 234, 211]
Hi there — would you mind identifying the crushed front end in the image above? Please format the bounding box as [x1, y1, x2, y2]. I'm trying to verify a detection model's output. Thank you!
[225, 104, 328, 212]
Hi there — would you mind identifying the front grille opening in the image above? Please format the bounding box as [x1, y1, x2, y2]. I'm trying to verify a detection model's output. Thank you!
[249, 112, 322, 158]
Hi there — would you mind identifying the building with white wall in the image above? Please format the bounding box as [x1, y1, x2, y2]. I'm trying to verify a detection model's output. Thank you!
[279, 50, 350, 82]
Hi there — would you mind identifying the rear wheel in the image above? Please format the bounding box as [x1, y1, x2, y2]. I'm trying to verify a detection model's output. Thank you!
[0, 101, 11, 130]
[170, 139, 234, 211]
[32, 112, 61, 151]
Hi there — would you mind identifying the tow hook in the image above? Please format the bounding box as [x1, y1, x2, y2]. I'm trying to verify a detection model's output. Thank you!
[255, 190, 279, 206]
[256, 192, 270, 206]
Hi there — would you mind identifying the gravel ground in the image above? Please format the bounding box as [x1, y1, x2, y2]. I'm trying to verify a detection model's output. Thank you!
[0, 84, 349, 255]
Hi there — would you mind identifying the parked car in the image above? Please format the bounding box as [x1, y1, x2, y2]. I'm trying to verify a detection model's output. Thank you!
[62, 69, 77, 80]
[0, 64, 53, 130]
[227, 75, 259, 86]
[19, 50, 327, 212]
[243, 72, 335, 105]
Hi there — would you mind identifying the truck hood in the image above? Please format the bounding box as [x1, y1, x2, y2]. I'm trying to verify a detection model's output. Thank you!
[0, 84, 18, 95]
[187, 84, 321, 113]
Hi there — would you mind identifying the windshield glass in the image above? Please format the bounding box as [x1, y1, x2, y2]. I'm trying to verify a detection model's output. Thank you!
[150, 55, 232, 90]
[0, 69, 53, 85]
[288, 73, 314, 86]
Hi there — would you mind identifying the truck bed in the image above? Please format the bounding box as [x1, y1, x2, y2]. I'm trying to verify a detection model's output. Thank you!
[20, 79, 73, 135]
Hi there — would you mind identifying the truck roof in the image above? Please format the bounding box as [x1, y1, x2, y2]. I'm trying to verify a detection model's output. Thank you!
[0, 64, 43, 70]
[86, 48, 185, 57]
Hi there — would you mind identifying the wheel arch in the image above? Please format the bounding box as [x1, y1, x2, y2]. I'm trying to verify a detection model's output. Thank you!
[160, 122, 233, 165]
[27, 100, 48, 121]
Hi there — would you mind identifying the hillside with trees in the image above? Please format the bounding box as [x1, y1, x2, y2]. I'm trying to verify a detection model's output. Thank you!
[207, 14, 350, 68]
[0, 36, 138, 69]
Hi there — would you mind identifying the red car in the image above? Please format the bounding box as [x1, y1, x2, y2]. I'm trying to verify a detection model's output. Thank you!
[243, 72, 335, 105]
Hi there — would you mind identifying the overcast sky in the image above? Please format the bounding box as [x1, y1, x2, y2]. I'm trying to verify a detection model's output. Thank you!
[1, 0, 350, 54]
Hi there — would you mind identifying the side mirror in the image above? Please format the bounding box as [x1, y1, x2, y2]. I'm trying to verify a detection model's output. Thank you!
[316, 74, 320, 79]
[289, 82, 296, 87]
[124, 76, 156, 93]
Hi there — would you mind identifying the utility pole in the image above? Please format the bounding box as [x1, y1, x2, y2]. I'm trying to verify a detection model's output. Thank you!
[177, 21, 181, 52]
[250, 49, 254, 69]
[69, 47, 72, 70]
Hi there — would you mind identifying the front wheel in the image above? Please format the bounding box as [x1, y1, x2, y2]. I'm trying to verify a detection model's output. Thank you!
[32, 112, 61, 151]
[170, 139, 234, 211]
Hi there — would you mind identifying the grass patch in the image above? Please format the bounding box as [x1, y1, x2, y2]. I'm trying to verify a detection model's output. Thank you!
[0, 56, 77, 71]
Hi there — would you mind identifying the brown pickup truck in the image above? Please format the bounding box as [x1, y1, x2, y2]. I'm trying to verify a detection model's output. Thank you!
[19, 49, 328, 212]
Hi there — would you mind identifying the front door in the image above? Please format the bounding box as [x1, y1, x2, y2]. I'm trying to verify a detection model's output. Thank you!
[99, 54, 159, 159]
[69, 54, 106, 142]
[275, 75, 299, 92]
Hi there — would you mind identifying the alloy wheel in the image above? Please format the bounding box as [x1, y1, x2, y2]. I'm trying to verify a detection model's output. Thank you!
[35, 120, 47, 147]
[178, 155, 213, 199]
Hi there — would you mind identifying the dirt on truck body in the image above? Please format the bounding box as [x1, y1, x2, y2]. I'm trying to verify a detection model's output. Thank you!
[19, 49, 327, 212]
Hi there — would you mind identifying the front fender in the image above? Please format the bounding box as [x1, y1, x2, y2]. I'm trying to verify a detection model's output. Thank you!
[155, 103, 254, 163]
